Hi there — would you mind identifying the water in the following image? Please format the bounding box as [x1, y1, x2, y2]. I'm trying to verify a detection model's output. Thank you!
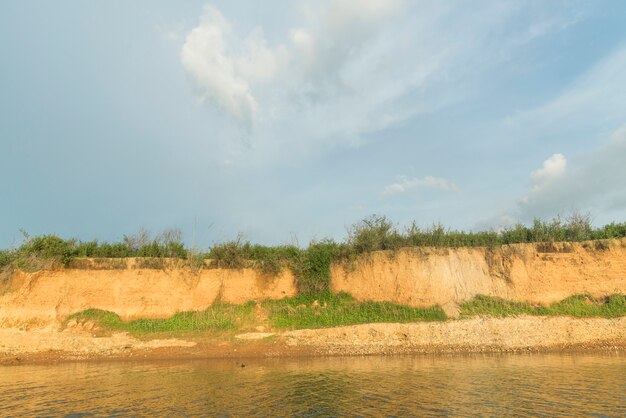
[1, 353, 625, 416]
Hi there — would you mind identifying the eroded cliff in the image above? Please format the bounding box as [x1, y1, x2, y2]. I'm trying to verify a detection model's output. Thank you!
[1, 239, 625, 326]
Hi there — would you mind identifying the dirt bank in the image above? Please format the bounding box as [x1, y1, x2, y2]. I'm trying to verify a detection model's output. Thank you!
[1, 238, 625, 363]
[0, 264, 295, 327]
[2, 240, 626, 326]
[332, 239, 626, 314]
[1, 316, 624, 365]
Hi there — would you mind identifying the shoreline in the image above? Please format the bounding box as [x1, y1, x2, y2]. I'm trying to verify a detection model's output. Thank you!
[3, 343, 624, 367]
[2, 316, 625, 366]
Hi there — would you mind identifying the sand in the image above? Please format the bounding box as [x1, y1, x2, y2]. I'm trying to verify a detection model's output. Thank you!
[1, 316, 624, 365]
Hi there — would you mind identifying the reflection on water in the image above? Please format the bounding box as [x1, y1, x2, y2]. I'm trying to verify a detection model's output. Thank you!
[1, 353, 625, 416]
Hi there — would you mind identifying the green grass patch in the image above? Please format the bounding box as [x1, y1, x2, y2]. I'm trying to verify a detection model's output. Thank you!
[65, 303, 255, 334]
[460, 294, 626, 318]
[64, 293, 447, 335]
[263, 292, 447, 329]
[63, 294, 626, 336]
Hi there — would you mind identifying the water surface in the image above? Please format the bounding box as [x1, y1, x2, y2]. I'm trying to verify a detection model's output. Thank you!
[1, 353, 624, 416]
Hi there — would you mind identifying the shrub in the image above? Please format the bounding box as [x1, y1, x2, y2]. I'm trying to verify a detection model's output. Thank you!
[565, 212, 592, 241]
[16, 234, 76, 270]
[347, 215, 404, 254]
[294, 240, 342, 294]
[248, 244, 300, 276]
[208, 236, 250, 269]
[0, 249, 15, 269]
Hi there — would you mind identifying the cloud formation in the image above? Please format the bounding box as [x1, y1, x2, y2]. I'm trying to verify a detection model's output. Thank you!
[181, 1, 404, 131]
[519, 125, 626, 218]
[384, 176, 459, 195]
[530, 153, 567, 192]
[181, 5, 261, 129]
[477, 125, 626, 232]
[180, 1, 577, 161]
[471, 40, 626, 230]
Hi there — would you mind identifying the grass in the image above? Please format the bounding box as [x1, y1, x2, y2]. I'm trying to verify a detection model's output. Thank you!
[65, 303, 255, 334]
[347, 213, 626, 250]
[63, 293, 626, 336]
[264, 292, 447, 329]
[63, 293, 447, 335]
[460, 294, 626, 318]
[0, 229, 189, 272]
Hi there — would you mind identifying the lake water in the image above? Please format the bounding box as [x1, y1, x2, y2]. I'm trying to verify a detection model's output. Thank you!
[1, 353, 625, 416]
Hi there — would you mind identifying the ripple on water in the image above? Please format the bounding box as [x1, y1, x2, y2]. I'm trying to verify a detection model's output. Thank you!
[1, 353, 625, 416]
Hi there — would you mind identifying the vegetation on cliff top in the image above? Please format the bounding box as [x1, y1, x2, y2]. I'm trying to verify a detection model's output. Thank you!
[2, 213, 626, 294]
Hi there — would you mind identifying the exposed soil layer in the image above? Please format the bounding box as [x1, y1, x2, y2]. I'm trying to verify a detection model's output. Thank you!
[2, 240, 625, 326]
[0, 264, 295, 327]
[332, 239, 626, 315]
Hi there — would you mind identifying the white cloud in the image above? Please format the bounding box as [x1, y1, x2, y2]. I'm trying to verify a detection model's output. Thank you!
[180, 1, 582, 162]
[520, 125, 626, 216]
[181, 1, 407, 132]
[384, 176, 459, 195]
[530, 153, 566, 192]
[180, 5, 262, 128]
[497, 46, 626, 222]
[479, 125, 626, 229]
[472, 39, 626, 229]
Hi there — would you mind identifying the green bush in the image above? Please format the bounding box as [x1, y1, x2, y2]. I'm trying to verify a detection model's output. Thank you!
[5, 228, 191, 272]
[249, 244, 300, 276]
[294, 240, 343, 294]
[16, 234, 77, 270]
[209, 237, 251, 269]
[0, 249, 15, 269]
[347, 215, 404, 254]
[208, 238, 300, 274]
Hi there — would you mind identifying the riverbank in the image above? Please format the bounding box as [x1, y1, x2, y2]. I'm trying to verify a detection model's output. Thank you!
[2, 315, 625, 365]
[2, 237, 625, 365]
[3, 239, 626, 327]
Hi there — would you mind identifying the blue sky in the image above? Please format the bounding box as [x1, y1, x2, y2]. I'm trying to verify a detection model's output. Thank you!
[2, 0, 626, 248]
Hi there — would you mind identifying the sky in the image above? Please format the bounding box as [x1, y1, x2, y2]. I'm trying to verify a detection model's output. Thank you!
[2, 0, 626, 248]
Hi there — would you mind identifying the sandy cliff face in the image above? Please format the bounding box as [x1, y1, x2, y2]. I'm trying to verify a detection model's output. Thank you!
[0, 264, 295, 327]
[1, 239, 625, 327]
[331, 239, 626, 313]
